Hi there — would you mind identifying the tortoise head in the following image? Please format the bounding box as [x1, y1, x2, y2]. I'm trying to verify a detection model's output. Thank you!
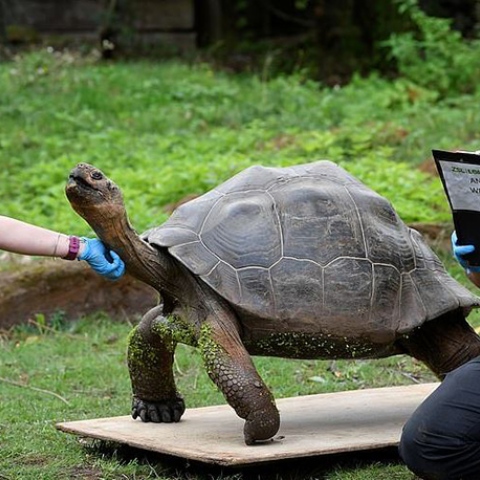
[66, 163, 125, 232]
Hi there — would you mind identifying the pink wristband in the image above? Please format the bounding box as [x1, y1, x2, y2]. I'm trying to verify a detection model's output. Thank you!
[63, 236, 81, 261]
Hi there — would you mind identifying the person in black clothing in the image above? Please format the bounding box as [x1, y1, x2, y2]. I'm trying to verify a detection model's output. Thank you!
[399, 232, 480, 480]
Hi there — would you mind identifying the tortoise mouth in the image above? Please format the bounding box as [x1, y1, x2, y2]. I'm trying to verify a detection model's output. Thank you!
[66, 164, 124, 213]
[66, 173, 101, 194]
[65, 174, 105, 208]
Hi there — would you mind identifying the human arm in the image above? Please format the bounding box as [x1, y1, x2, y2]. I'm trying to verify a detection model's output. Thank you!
[0, 215, 125, 279]
[451, 231, 480, 288]
[0, 215, 76, 257]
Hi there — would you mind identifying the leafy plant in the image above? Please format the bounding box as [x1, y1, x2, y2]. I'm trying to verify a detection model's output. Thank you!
[384, 0, 480, 96]
[0, 50, 464, 239]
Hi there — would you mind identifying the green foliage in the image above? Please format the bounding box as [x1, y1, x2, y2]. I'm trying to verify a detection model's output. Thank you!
[1, 49, 471, 237]
[384, 0, 480, 96]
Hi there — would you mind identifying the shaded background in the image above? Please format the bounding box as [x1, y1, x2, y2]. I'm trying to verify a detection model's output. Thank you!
[1, 0, 480, 83]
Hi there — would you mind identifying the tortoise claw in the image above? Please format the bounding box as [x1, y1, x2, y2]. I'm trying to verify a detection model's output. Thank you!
[132, 396, 185, 423]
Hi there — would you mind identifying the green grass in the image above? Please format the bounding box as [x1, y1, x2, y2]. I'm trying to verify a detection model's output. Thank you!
[0, 313, 437, 479]
[2, 48, 480, 478]
[3, 49, 480, 237]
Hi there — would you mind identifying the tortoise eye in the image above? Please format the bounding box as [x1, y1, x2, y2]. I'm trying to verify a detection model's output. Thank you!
[91, 171, 103, 180]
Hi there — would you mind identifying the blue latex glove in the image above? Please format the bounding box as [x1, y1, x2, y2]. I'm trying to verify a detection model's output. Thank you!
[78, 238, 125, 280]
[451, 231, 480, 273]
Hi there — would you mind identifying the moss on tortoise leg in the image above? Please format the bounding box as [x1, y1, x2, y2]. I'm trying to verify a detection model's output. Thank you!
[152, 314, 198, 348]
[127, 326, 171, 364]
[197, 324, 224, 377]
[127, 322, 178, 402]
[197, 323, 280, 444]
[127, 311, 199, 406]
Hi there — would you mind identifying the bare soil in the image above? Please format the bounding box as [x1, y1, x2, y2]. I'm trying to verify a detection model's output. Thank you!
[0, 255, 157, 329]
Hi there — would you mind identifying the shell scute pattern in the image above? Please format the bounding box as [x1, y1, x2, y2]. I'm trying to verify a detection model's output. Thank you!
[271, 179, 366, 265]
[270, 258, 324, 320]
[201, 191, 282, 269]
[145, 161, 479, 334]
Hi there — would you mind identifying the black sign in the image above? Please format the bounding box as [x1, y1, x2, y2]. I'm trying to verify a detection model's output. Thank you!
[433, 149, 480, 266]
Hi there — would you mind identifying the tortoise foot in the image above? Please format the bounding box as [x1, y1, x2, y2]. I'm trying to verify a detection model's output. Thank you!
[243, 409, 280, 445]
[131, 396, 185, 423]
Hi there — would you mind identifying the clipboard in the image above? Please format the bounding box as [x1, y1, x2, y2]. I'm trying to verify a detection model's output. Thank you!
[433, 149, 480, 266]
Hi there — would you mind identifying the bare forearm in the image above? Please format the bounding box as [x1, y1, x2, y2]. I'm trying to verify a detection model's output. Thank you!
[0, 215, 82, 258]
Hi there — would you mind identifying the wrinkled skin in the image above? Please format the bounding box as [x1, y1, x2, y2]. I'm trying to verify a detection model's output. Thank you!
[66, 162, 480, 445]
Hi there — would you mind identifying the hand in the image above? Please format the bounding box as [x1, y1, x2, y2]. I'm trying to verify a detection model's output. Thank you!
[78, 238, 125, 280]
[451, 231, 480, 273]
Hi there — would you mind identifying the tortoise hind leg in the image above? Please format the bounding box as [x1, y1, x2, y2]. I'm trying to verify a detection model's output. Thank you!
[397, 309, 480, 379]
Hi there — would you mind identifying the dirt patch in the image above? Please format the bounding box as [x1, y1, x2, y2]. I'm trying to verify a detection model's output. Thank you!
[0, 256, 158, 330]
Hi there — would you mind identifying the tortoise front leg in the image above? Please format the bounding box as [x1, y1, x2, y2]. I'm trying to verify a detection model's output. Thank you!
[128, 305, 185, 423]
[199, 311, 280, 445]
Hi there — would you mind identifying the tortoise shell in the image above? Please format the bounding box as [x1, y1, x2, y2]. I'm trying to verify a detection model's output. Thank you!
[144, 161, 478, 338]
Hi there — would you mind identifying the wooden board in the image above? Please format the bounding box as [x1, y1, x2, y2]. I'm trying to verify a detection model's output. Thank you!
[56, 383, 439, 467]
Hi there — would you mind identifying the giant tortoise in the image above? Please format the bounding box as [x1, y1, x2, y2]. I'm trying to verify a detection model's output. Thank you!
[66, 160, 480, 445]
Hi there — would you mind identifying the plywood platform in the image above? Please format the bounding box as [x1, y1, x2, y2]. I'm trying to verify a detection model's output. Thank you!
[56, 383, 439, 467]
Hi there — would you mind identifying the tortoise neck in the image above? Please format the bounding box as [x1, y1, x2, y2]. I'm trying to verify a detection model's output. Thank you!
[86, 208, 202, 305]
[90, 211, 175, 294]
[119, 228, 200, 306]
